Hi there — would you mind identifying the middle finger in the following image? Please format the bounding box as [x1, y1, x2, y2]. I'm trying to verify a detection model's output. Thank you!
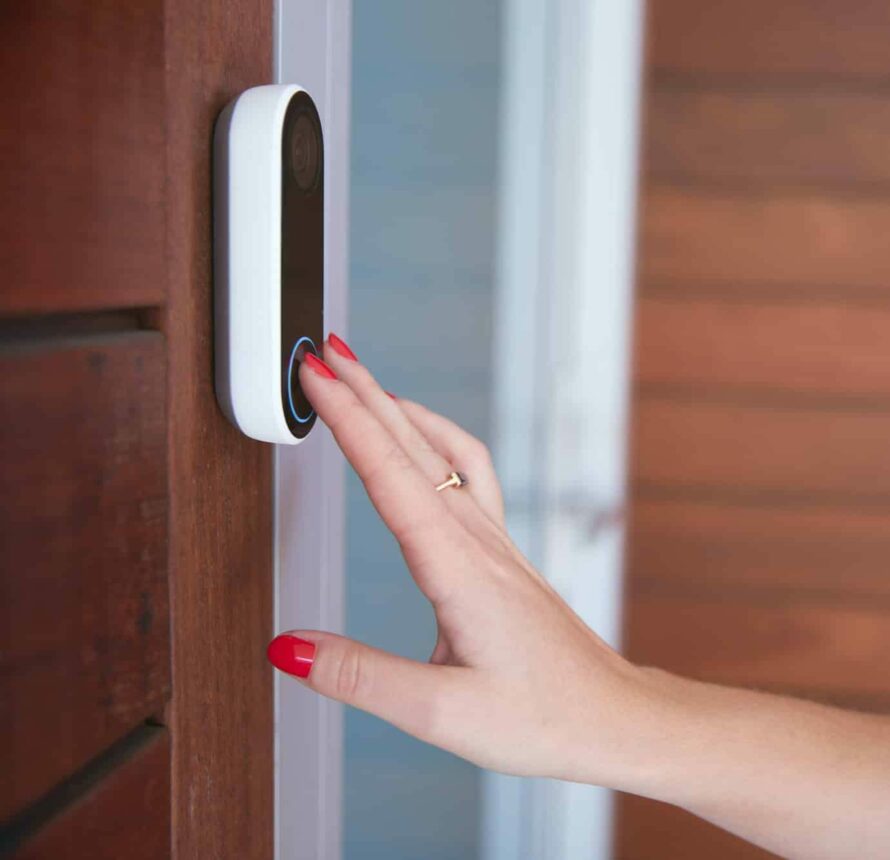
[323, 334, 492, 532]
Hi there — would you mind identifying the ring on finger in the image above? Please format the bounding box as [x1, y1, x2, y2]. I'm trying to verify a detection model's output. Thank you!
[435, 471, 468, 492]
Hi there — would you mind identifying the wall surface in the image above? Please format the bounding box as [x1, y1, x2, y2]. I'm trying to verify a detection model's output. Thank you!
[619, 2, 890, 856]
[344, 2, 502, 859]
[0, 4, 275, 857]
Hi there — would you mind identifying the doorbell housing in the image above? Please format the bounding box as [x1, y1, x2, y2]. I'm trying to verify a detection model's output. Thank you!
[214, 84, 324, 444]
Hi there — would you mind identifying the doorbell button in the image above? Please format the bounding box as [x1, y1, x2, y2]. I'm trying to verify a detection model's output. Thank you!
[287, 335, 317, 424]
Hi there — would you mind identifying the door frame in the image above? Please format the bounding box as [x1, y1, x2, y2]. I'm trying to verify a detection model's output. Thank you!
[484, 0, 645, 857]
[274, 2, 350, 858]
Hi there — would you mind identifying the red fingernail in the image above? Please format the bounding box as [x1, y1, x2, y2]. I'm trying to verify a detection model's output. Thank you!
[328, 332, 358, 362]
[386, 391, 397, 401]
[303, 352, 338, 380]
[267, 634, 316, 678]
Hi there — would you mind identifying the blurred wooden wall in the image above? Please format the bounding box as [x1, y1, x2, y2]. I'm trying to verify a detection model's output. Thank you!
[617, 2, 890, 857]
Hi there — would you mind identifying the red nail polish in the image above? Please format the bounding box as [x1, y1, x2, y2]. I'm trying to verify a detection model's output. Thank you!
[328, 332, 358, 362]
[267, 634, 316, 678]
[303, 352, 338, 380]
[386, 391, 397, 401]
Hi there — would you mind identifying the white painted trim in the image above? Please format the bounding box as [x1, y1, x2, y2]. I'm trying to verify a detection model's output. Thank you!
[274, 2, 350, 858]
[484, 1, 644, 858]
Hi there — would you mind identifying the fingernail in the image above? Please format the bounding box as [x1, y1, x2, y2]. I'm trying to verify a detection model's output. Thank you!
[328, 332, 358, 362]
[267, 634, 316, 678]
[303, 352, 338, 380]
[386, 391, 397, 401]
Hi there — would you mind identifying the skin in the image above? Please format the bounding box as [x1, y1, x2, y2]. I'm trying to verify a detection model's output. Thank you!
[276, 337, 890, 859]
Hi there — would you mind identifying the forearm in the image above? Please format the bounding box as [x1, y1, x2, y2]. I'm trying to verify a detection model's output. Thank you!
[280, 349, 889, 857]
[629, 669, 890, 859]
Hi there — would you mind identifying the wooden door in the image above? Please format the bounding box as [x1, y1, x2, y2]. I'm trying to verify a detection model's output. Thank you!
[617, 2, 890, 857]
[1, 4, 275, 857]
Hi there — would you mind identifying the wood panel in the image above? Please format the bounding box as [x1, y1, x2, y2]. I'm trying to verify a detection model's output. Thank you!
[633, 398, 890, 501]
[615, 794, 781, 860]
[163, 2, 274, 857]
[0, 3, 166, 315]
[635, 296, 890, 398]
[0, 333, 168, 821]
[640, 189, 890, 293]
[649, 0, 890, 82]
[625, 598, 890, 701]
[646, 89, 890, 188]
[623, 0, 890, 854]
[629, 499, 890, 598]
[6, 731, 170, 859]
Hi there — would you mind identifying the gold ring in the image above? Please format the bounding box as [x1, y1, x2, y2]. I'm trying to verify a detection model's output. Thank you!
[435, 471, 468, 492]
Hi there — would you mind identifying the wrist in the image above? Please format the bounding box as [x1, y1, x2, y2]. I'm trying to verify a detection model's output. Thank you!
[585, 663, 713, 804]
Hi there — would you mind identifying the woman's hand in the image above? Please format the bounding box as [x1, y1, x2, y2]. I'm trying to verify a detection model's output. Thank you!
[267, 334, 890, 860]
[266, 333, 669, 792]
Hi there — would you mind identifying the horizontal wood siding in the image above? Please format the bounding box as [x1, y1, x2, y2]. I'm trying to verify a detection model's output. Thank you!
[0, 334, 169, 821]
[0, 3, 166, 314]
[633, 398, 890, 501]
[649, 1, 890, 81]
[636, 297, 890, 398]
[629, 500, 890, 598]
[1, 3, 275, 854]
[626, 598, 890, 702]
[5, 731, 170, 859]
[618, 1, 890, 854]
[616, 794, 781, 860]
[640, 190, 890, 293]
[646, 90, 890, 188]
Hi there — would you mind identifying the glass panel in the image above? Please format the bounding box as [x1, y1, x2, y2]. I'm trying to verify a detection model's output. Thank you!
[344, 3, 502, 858]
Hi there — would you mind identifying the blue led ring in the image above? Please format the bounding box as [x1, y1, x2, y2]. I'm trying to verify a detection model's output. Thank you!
[287, 336, 317, 424]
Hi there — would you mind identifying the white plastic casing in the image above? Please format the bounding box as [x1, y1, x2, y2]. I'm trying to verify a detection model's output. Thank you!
[214, 84, 309, 445]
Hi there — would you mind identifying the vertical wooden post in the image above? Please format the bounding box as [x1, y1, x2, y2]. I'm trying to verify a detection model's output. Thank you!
[163, 3, 275, 856]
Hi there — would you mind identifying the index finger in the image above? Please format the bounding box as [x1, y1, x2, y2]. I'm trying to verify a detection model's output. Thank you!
[299, 358, 465, 600]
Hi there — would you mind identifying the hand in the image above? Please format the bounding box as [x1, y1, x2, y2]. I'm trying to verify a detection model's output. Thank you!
[267, 335, 890, 860]
[267, 334, 669, 791]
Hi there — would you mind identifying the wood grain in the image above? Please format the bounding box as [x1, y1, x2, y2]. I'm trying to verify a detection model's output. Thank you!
[645, 89, 890, 188]
[625, 597, 890, 700]
[640, 188, 890, 294]
[163, 2, 274, 857]
[634, 296, 890, 398]
[0, 333, 168, 822]
[624, 0, 890, 852]
[629, 499, 890, 598]
[633, 397, 890, 502]
[615, 794, 781, 860]
[649, 0, 890, 82]
[0, 2, 166, 314]
[7, 731, 170, 860]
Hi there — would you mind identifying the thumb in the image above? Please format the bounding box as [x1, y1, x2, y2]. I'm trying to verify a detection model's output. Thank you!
[267, 631, 461, 744]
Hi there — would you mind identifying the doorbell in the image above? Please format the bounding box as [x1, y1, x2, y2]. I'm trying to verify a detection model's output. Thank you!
[214, 84, 324, 444]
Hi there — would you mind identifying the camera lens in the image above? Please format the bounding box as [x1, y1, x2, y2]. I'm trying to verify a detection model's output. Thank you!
[290, 111, 321, 192]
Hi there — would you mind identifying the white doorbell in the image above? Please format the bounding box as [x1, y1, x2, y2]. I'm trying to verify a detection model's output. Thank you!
[213, 84, 324, 444]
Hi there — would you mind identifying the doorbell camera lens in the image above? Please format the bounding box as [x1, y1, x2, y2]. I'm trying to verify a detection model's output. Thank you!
[290, 111, 321, 191]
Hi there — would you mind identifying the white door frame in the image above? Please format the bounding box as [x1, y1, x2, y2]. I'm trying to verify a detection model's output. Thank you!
[274, 2, 350, 858]
[485, 1, 645, 858]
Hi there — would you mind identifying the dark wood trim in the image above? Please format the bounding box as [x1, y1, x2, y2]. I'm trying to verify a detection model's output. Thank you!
[163, 2, 275, 857]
